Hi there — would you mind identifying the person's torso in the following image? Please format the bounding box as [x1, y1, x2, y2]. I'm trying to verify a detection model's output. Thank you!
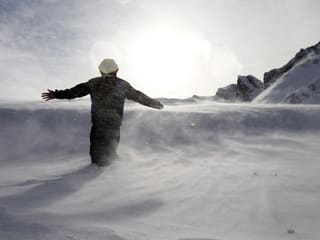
[88, 76, 129, 126]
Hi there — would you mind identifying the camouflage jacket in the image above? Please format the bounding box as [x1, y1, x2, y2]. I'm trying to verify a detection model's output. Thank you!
[54, 75, 163, 127]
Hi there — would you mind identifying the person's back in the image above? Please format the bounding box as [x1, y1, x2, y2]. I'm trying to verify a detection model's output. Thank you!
[42, 59, 163, 166]
[89, 75, 129, 128]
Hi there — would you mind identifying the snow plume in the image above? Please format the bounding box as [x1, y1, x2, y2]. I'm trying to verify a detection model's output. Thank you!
[1, 102, 320, 239]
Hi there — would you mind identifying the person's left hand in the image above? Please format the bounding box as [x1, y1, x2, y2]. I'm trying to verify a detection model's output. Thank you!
[41, 89, 56, 101]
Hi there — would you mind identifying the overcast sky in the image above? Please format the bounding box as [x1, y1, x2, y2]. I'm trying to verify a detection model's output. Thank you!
[0, 0, 320, 100]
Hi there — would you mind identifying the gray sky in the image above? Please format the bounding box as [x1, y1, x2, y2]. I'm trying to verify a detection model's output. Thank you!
[0, 0, 320, 100]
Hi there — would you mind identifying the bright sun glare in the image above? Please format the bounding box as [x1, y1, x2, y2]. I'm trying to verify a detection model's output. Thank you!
[90, 27, 242, 98]
[128, 29, 209, 96]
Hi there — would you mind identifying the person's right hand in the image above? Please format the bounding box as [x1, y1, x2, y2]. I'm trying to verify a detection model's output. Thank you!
[41, 89, 56, 101]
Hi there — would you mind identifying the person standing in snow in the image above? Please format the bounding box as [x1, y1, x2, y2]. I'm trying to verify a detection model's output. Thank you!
[42, 59, 163, 166]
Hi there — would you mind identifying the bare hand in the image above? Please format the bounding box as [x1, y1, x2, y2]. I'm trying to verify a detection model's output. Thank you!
[41, 89, 56, 101]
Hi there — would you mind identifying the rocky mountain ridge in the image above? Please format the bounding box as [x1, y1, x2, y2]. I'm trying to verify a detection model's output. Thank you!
[214, 41, 320, 104]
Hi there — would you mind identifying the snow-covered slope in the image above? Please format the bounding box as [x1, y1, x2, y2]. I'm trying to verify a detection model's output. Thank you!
[254, 42, 320, 104]
[1, 101, 320, 240]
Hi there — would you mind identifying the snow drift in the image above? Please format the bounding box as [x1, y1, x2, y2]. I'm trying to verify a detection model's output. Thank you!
[0, 101, 320, 240]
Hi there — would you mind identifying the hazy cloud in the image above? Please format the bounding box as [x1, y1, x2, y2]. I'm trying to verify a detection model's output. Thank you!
[0, 0, 319, 100]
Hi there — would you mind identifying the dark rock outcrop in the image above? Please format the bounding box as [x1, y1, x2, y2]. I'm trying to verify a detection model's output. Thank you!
[236, 75, 264, 101]
[215, 84, 237, 101]
[215, 75, 263, 102]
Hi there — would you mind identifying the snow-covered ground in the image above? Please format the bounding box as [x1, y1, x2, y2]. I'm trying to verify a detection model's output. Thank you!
[0, 101, 320, 240]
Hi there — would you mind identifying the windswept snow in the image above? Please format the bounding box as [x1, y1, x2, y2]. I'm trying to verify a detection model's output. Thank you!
[0, 101, 320, 240]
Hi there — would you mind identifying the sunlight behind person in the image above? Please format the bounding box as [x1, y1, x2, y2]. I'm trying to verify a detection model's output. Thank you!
[90, 27, 242, 98]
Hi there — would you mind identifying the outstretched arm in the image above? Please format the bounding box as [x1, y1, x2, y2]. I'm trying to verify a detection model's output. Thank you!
[41, 82, 90, 101]
[126, 84, 163, 109]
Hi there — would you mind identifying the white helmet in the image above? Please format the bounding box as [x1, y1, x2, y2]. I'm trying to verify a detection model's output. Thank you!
[98, 59, 119, 74]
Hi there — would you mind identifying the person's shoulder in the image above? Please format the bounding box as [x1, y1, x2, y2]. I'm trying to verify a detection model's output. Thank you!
[116, 77, 128, 83]
[88, 76, 103, 81]
[88, 76, 103, 84]
[116, 77, 131, 87]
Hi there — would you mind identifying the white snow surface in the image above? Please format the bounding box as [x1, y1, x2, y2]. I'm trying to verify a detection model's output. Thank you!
[254, 51, 320, 104]
[0, 100, 320, 240]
